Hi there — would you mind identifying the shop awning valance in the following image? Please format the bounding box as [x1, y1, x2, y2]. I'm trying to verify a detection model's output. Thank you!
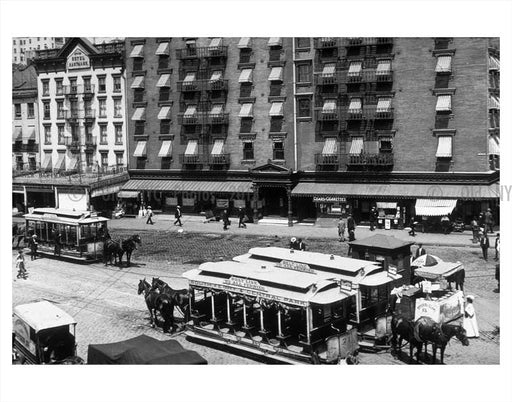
[121, 179, 253, 194]
[415, 198, 457, 216]
[91, 184, 123, 198]
[155, 42, 169, 55]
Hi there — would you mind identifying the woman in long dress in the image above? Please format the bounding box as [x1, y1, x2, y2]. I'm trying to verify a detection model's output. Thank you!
[463, 295, 479, 338]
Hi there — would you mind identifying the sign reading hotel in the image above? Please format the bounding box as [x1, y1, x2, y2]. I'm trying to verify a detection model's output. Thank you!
[223, 276, 267, 292]
[277, 259, 316, 274]
[67, 47, 90, 70]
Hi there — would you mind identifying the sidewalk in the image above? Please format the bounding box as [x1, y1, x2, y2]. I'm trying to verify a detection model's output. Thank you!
[109, 214, 498, 248]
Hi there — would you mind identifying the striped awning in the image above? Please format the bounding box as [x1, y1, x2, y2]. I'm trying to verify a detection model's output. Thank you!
[349, 98, 362, 111]
[349, 137, 364, 154]
[211, 139, 224, 155]
[90, 184, 123, 198]
[42, 153, 52, 170]
[210, 104, 223, 116]
[239, 103, 253, 118]
[489, 55, 500, 71]
[415, 199, 457, 217]
[322, 138, 337, 155]
[185, 140, 198, 155]
[322, 99, 337, 113]
[68, 157, 78, 171]
[269, 102, 284, 116]
[155, 42, 169, 55]
[436, 136, 452, 158]
[158, 106, 171, 120]
[184, 72, 196, 83]
[376, 97, 392, 112]
[22, 127, 36, 143]
[133, 141, 147, 157]
[209, 37, 222, 49]
[435, 56, 452, 73]
[269, 67, 283, 81]
[118, 190, 140, 199]
[158, 140, 173, 157]
[130, 44, 144, 58]
[436, 95, 452, 111]
[489, 136, 500, 155]
[239, 68, 253, 83]
[348, 61, 362, 76]
[489, 95, 500, 109]
[55, 153, 66, 170]
[184, 105, 197, 117]
[268, 37, 281, 47]
[122, 179, 253, 194]
[156, 74, 171, 87]
[13, 126, 23, 142]
[210, 70, 223, 82]
[322, 63, 336, 77]
[376, 60, 391, 75]
[131, 108, 146, 121]
[238, 37, 251, 48]
[131, 75, 145, 89]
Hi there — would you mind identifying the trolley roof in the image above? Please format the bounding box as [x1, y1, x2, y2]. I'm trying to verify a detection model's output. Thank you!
[13, 301, 77, 332]
[24, 208, 109, 225]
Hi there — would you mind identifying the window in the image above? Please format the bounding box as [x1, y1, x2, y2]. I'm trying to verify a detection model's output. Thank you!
[240, 118, 253, 133]
[296, 64, 312, 83]
[136, 158, 146, 169]
[435, 75, 450, 89]
[239, 48, 252, 63]
[379, 137, 393, 153]
[135, 121, 145, 135]
[272, 141, 285, 160]
[43, 102, 51, 119]
[240, 84, 252, 98]
[27, 103, 34, 118]
[57, 125, 65, 144]
[16, 155, 24, 171]
[113, 76, 121, 93]
[434, 38, 451, 50]
[100, 152, 109, 167]
[57, 101, 64, 119]
[134, 89, 144, 103]
[83, 77, 92, 92]
[435, 115, 451, 129]
[158, 55, 169, 70]
[269, 48, 281, 62]
[295, 37, 310, 49]
[269, 83, 282, 96]
[114, 98, 122, 117]
[270, 118, 283, 133]
[161, 157, 172, 169]
[70, 99, 78, 115]
[133, 58, 144, 71]
[42, 80, 50, 96]
[85, 153, 94, 168]
[98, 99, 107, 117]
[116, 153, 124, 166]
[159, 87, 170, 101]
[99, 124, 108, 144]
[44, 125, 51, 144]
[243, 142, 254, 160]
[297, 98, 311, 118]
[98, 76, 106, 93]
[160, 120, 171, 134]
[56, 79, 63, 95]
[71, 124, 79, 142]
[115, 124, 123, 144]
[85, 124, 93, 142]
[14, 104, 22, 119]
[69, 77, 77, 94]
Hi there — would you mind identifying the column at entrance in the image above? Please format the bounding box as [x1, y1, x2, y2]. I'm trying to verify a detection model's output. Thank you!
[286, 185, 293, 227]
[252, 184, 259, 224]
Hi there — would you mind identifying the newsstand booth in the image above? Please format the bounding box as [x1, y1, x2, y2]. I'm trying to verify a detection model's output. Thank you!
[183, 259, 362, 364]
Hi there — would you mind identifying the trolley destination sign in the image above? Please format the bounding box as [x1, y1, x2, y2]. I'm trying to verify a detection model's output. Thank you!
[222, 276, 268, 292]
[276, 259, 317, 274]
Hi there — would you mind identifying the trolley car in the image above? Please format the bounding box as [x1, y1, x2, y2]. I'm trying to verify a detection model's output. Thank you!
[24, 208, 109, 261]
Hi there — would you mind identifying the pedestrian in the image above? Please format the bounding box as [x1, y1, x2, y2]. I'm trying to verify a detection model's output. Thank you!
[29, 234, 38, 261]
[409, 217, 416, 237]
[480, 232, 490, 261]
[297, 238, 306, 251]
[16, 249, 27, 280]
[494, 232, 500, 261]
[289, 237, 298, 250]
[470, 216, 479, 244]
[463, 295, 479, 338]
[415, 243, 426, 259]
[145, 206, 154, 225]
[369, 207, 377, 231]
[53, 229, 62, 257]
[238, 207, 247, 229]
[337, 217, 346, 242]
[347, 214, 356, 241]
[478, 212, 485, 229]
[484, 208, 494, 233]
[222, 209, 230, 230]
[441, 215, 451, 235]
[495, 263, 500, 292]
[174, 205, 183, 226]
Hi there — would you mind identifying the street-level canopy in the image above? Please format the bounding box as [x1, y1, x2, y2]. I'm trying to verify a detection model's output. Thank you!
[121, 179, 253, 194]
[414, 261, 463, 281]
[415, 198, 457, 216]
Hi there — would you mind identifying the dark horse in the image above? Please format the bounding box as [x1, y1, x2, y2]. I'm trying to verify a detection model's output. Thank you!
[104, 234, 141, 267]
[137, 278, 174, 333]
[391, 314, 423, 363]
[414, 316, 469, 364]
[12, 223, 25, 249]
[151, 277, 190, 326]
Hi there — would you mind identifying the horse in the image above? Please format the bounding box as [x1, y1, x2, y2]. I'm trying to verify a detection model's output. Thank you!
[390, 314, 423, 364]
[151, 277, 190, 325]
[414, 316, 469, 364]
[12, 223, 25, 249]
[119, 234, 141, 267]
[446, 269, 465, 292]
[137, 278, 174, 333]
[103, 239, 123, 266]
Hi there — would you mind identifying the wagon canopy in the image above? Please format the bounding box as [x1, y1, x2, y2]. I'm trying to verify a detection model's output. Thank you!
[13, 301, 76, 332]
[414, 261, 463, 280]
[87, 335, 207, 365]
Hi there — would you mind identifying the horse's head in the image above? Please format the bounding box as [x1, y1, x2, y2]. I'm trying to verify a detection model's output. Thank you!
[137, 279, 146, 295]
[455, 325, 470, 346]
[151, 277, 162, 291]
[133, 234, 142, 244]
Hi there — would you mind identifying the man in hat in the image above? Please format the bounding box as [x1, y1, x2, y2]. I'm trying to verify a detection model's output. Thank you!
[494, 232, 500, 261]
[16, 249, 27, 279]
[29, 234, 38, 261]
[222, 209, 230, 231]
[480, 231, 490, 261]
[347, 214, 356, 241]
[337, 216, 346, 242]
[415, 244, 426, 259]
[145, 206, 154, 225]
[369, 207, 377, 231]
[484, 208, 494, 233]
[463, 295, 479, 338]
[297, 238, 306, 251]
[238, 207, 247, 229]
[289, 237, 298, 250]
[174, 205, 183, 226]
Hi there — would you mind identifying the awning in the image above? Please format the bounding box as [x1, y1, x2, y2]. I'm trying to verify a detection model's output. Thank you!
[489, 136, 500, 155]
[436, 95, 451, 111]
[158, 106, 171, 120]
[118, 190, 140, 199]
[185, 140, 198, 155]
[22, 127, 36, 143]
[269, 102, 284, 116]
[122, 179, 253, 194]
[131, 107, 146, 121]
[349, 137, 364, 154]
[130, 44, 144, 58]
[489, 55, 500, 71]
[238, 37, 251, 48]
[210, 104, 223, 116]
[349, 98, 362, 111]
[68, 157, 78, 171]
[489, 95, 500, 109]
[376, 60, 391, 75]
[210, 70, 222, 82]
[376, 202, 397, 209]
[55, 153, 65, 170]
[435, 55, 452, 73]
[415, 261, 463, 280]
[239, 103, 253, 117]
[209, 37, 222, 49]
[13, 126, 23, 142]
[133, 141, 147, 157]
[131, 75, 145, 89]
[211, 139, 224, 155]
[322, 138, 337, 155]
[322, 99, 337, 113]
[415, 198, 457, 216]
[184, 105, 197, 117]
[156, 74, 171, 87]
[90, 184, 123, 198]
[268, 67, 283, 81]
[376, 97, 391, 112]
[436, 136, 452, 158]
[348, 61, 362, 76]
[291, 183, 500, 200]
[268, 37, 281, 47]
[42, 153, 52, 170]
[184, 72, 196, 83]
[322, 63, 336, 77]
[239, 68, 253, 83]
[158, 140, 173, 157]
[155, 42, 169, 55]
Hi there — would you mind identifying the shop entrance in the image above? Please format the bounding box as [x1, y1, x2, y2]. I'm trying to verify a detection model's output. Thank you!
[259, 187, 288, 217]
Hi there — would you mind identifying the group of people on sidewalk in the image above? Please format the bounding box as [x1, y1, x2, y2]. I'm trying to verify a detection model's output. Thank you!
[337, 214, 356, 242]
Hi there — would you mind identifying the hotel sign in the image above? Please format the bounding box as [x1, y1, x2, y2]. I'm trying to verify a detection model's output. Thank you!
[67, 47, 90, 70]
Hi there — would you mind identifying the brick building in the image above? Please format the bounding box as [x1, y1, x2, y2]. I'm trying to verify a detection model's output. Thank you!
[120, 37, 499, 228]
[12, 37, 65, 65]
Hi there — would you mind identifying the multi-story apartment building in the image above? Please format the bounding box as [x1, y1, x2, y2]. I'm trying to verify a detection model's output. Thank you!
[12, 37, 65, 64]
[118, 38, 499, 227]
